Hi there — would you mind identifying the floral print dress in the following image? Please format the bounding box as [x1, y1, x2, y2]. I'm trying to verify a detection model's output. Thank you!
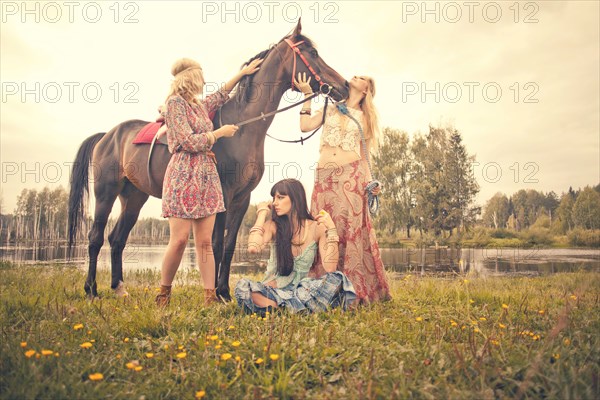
[161, 89, 228, 219]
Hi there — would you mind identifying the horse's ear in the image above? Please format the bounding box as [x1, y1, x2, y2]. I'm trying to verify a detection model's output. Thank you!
[293, 18, 302, 37]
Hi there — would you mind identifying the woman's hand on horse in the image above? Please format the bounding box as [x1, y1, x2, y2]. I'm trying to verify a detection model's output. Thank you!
[315, 210, 335, 229]
[241, 58, 263, 76]
[216, 124, 239, 138]
[293, 72, 312, 95]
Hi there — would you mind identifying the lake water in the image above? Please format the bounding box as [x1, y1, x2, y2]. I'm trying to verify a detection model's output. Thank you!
[1, 243, 598, 278]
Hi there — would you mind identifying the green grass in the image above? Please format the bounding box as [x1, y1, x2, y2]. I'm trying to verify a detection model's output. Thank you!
[1, 264, 598, 399]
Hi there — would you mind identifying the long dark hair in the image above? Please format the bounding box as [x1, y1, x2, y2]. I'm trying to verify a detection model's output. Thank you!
[270, 179, 315, 277]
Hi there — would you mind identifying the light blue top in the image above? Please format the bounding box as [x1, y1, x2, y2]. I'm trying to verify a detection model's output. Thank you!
[262, 241, 318, 289]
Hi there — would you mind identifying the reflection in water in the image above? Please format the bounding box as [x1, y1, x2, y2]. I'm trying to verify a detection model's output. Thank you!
[1, 244, 599, 277]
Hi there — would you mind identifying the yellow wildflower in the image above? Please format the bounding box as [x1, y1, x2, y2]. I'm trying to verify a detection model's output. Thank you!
[474, 328, 481, 333]
[41, 350, 54, 356]
[538, 310, 545, 315]
[116, 354, 122, 359]
[563, 338, 571, 346]
[221, 353, 232, 361]
[232, 341, 241, 347]
[215, 345, 222, 350]
[88, 373, 104, 381]
[463, 279, 469, 284]
[80, 342, 93, 349]
[210, 335, 219, 341]
[228, 325, 235, 330]
[490, 339, 500, 346]
[255, 358, 264, 365]
[415, 317, 423, 322]
[124, 338, 130, 343]
[502, 304, 509, 309]
[469, 299, 475, 304]
[73, 324, 84, 331]
[195, 390, 206, 398]
[134, 366, 143, 372]
[498, 323, 506, 329]
[479, 317, 487, 321]
[54, 353, 59, 357]
[146, 353, 154, 359]
[164, 345, 169, 350]
[176, 352, 187, 359]
[24, 350, 36, 358]
[269, 354, 280, 361]
[553, 353, 560, 360]
[570, 295, 577, 301]
[20, 342, 27, 348]
[87, 330, 92, 335]
[126, 362, 137, 369]
[235, 356, 241, 362]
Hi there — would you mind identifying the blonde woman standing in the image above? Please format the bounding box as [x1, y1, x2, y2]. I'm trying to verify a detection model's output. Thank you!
[156, 57, 262, 306]
[295, 73, 391, 304]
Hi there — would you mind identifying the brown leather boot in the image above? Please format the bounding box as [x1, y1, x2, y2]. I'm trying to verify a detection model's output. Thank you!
[155, 284, 172, 307]
[203, 288, 219, 306]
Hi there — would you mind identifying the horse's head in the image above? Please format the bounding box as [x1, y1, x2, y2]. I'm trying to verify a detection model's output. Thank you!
[279, 19, 349, 102]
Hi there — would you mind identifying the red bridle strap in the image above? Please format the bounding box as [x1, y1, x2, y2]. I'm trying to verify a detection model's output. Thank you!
[284, 38, 326, 93]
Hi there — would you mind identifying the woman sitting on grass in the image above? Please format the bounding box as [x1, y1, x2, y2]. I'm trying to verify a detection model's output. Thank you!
[235, 179, 356, 315]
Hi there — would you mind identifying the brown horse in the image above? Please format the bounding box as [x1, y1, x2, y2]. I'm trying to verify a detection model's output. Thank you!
[68, 20, 349, 299]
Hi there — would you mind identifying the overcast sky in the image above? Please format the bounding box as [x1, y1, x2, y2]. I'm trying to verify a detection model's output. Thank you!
[1, 0, 598, 219]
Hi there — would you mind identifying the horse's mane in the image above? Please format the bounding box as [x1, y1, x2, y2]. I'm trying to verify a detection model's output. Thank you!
[234, 34, 316, 105]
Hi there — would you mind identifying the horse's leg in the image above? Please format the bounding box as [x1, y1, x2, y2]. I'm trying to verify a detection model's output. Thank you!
[86, 182, 121, 299]
[107, 181, 149, 296]
[212, 212, 227, 296]
[217, 194, 251, 301]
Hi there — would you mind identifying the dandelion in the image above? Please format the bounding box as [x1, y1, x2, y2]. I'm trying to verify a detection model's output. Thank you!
[116, 354, 122, 359]
[255, 358, 264, 365]
[553, 353, 560, 360]
[502, 304, 509, 309]
[269, 354, 280, 361]
[498, 323, 506, 329]
[134, 305, 139, 310]
[533, 335, 540, 341]
[214, 345, 222, 350]
[88, 373, 104, 381]
[20, 342, 27, 348]
[124, 338, 130, 343]
[41, 350, 54, 356]
[90, 339, 95, 343]
[80, 342, 93, 349]
[450, 320, 458, 327]
[144, 287, 149, 292]
[54, 353, 60, 357]
[146, 353, 154, 359]
[232, 341, 241, 347]
[474, 328, 481, 333]
[24, 350, 36, 358]
[176, 352, 187, 359]
[178, 345, 184, 350]
[538, 310, 545, 315]
[134, 366, 143, 372]
[221, 353, 232, 361]
[195, 390, 206, 398]
[210, 335, 219, 341]
[469, 299, 475, 304]
[491, 340, 500, 346]
[164, 344, 169, 350]
[73, 324, 84, 331]
[479, 317, 487, 321]
[463, 279, 469, 284]
[87, 330, 92, 335]
[564, 338, 571, 346]
[228, 325, 235, 330]
[235, 356, 241, 362]
[126, 362, 137, 369]
[415, 317, 423, 322]
[570, 295, 577, 301]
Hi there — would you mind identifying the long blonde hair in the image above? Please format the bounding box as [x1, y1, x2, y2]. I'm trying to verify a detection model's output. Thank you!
[360, 76, 380, 153]
[165, 58, 204, 105]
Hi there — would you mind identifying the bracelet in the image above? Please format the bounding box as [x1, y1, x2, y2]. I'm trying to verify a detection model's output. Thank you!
[326, 228, 338, 237]
[249, 226, 265, 235]
[326, 236, 340, 243]
[207, 132, 216, 145]
[300, 110, 311, 116]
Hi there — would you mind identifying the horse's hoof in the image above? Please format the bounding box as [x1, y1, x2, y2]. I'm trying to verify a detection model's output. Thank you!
[114, 281, 129, 298]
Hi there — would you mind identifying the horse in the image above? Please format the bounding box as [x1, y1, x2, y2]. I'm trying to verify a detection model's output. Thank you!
[68, 20, 349, 300]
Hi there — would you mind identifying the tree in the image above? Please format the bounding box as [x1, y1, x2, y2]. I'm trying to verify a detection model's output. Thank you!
[572, 187, 600, 229]
[556, 193, 575, 232]
[373, 127, 413, 236]
[483, 193, 510, 229]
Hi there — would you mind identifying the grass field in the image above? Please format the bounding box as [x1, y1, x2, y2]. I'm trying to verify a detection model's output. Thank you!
[1, 262, 598, 399]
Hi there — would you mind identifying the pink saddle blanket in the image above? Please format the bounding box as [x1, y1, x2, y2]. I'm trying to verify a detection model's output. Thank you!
[132, 122, 165, 145]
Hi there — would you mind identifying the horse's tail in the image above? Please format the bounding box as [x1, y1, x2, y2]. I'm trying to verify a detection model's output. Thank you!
[67, 132, 106, 257]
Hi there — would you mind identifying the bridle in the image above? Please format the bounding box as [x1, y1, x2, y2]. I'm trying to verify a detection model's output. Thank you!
[283, 38, 331, 96]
